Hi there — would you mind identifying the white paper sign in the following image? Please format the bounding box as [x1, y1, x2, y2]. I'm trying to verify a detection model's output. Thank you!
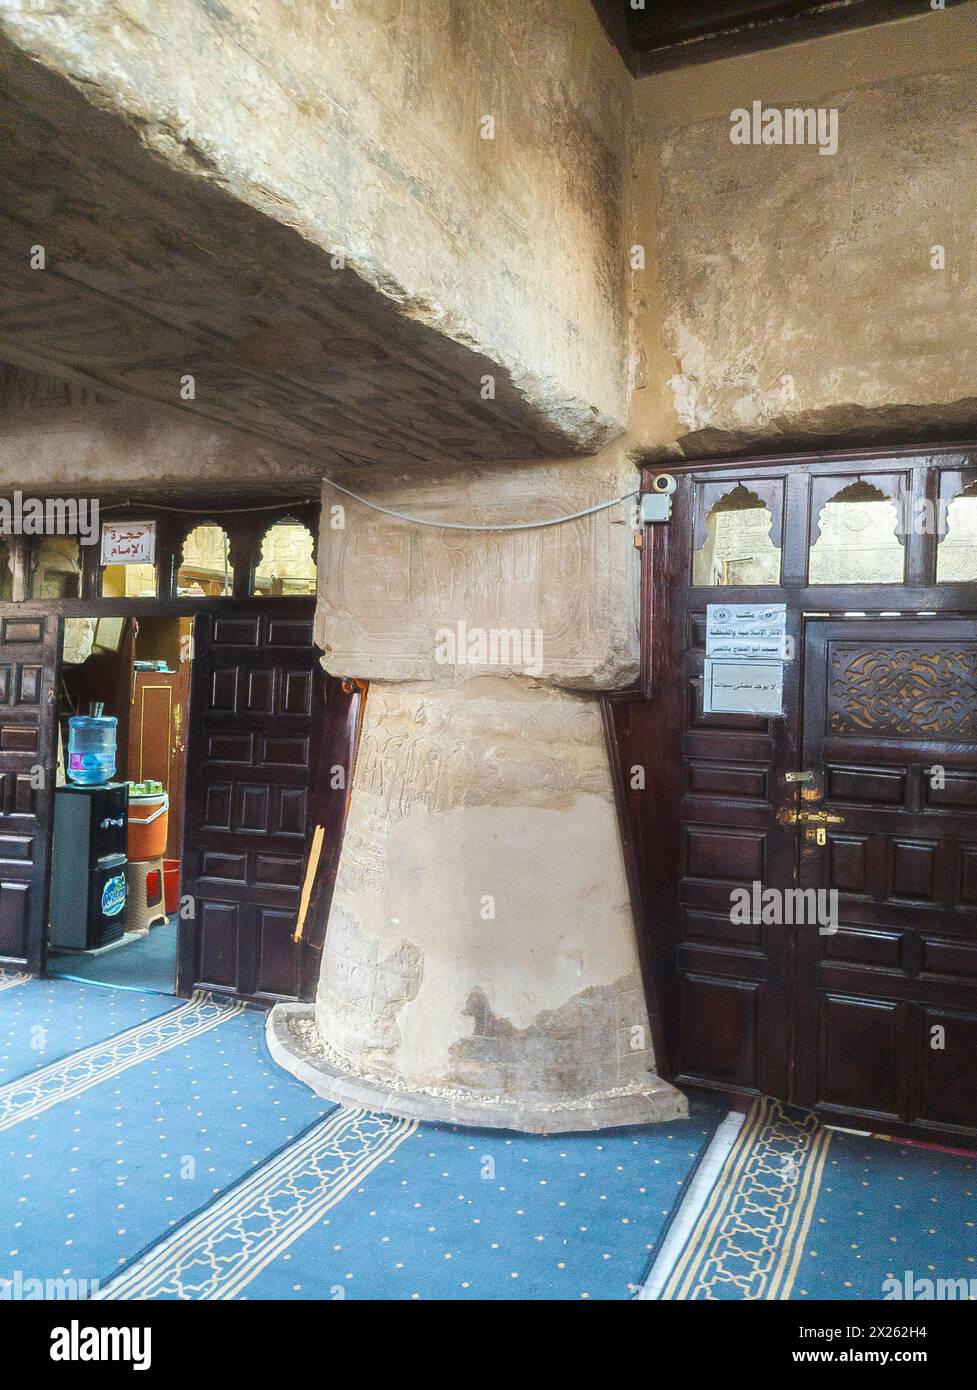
[706, 602, 787, 660]
[704, 659, 784, 716]
[101, 521, 156, 566]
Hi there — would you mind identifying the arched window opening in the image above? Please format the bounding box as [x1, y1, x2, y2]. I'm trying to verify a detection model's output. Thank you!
[177, 524, 234, 597]
[809, 480, 905, 585]
[692, 483, 781, 586]
[34, 536, 82, 599]
[253, 519, 316, 597]
[937, 482, 977, 582]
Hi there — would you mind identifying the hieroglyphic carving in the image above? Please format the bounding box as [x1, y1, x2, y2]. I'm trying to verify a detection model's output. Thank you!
[829, 644, 977, 739]
[350, 683, 611, 821]
[318, 462, 639, 687]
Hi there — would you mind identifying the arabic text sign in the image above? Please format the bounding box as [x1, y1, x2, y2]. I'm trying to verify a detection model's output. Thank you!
[704, 658, 784, 716]
[705, 602, 787, 660]
[100, 521, 156, 566]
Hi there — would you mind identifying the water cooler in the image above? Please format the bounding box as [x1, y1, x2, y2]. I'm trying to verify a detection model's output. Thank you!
[49, 783, 129, 949]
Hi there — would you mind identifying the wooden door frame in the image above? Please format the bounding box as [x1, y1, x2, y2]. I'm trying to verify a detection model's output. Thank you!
[0, 612, 63, 977]
[605, 441, 977, 1112]
[0, 594, 334, 999]
[129, 649, 192, 860]
[31, 617, 60, 976]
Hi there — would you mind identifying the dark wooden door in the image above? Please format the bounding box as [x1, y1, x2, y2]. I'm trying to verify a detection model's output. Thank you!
[795, 619, 977, 1142]
[0, 614, 60, 974]
[618, 452, 977, 1148]
[617, 473, 807, 1104]
[658, 598, 802, 1103]
[179, 601, 326, 1003]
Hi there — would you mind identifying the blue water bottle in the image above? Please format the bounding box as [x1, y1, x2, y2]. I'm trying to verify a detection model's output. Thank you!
[66, 715, 118, 786]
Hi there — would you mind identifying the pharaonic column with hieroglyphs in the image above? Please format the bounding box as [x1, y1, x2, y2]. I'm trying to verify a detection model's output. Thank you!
[267, 447, 687, 1132]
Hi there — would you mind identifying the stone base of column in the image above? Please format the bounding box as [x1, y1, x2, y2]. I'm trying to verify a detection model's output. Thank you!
[300, 679, 687, 1134]
[268, 1003, 687, 1134]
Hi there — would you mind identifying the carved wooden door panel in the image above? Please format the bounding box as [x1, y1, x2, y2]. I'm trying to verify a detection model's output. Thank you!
[661, 599, 803, 1104]
[0, 613, 60, 974]
[795, 619, 977, 1141]
[179, 601, 326, 1003]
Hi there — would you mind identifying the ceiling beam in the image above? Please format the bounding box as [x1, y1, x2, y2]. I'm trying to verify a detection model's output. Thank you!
[591, 0, 972, 77]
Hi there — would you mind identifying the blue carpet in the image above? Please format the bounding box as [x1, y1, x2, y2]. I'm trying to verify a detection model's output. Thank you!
[49, 918, 178, 995]
[659, 1096, 977, 1300]
[2, 975, 728, 1302]
[0, 986, 329, 1295]
[220, 1103, 724, 1301]
[795, 1131, 977, 1300]
[0, 976, 178, 1084]
[101, 1098, 724, 1301]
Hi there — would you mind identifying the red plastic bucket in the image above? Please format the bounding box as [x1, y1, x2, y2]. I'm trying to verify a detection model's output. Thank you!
[163, 859, 181, 916]
[146, 864, 163, 907]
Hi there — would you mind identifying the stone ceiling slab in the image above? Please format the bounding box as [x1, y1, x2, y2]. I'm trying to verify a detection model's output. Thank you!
[0, 0, 632, 471]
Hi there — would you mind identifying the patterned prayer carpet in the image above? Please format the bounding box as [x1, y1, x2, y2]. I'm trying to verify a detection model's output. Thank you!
[0, 975, 176, 1084]
[656, 1096, 977, 1300]
[0, 974, 725, 1301]
[0, 986, 330, 1297]
[100, 1105, 723, 1301]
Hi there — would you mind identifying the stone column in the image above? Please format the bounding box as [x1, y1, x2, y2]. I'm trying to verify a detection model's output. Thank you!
[269, 451, 686, 1132]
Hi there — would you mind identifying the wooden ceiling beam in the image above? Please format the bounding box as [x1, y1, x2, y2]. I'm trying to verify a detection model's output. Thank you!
[591, 0, 971, 77]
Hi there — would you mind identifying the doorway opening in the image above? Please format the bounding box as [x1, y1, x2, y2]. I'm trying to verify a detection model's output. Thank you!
[0, 492, 359, 1005]
[46, 612, 193, 996]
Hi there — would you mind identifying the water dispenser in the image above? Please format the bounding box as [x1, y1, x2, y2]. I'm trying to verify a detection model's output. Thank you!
[67, 713, 118, 786]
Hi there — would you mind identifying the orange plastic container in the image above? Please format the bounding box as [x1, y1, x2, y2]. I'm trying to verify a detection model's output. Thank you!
[128, 791, 169, 860]
[163, 859, 181, 916]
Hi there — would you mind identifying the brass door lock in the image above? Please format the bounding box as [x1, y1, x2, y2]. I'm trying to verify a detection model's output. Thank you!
[778, 807, 844, 848]
[778, 808, 844, 825]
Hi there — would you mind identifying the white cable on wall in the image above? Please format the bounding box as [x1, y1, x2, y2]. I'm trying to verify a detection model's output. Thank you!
[97, 478, 638, 534]
[321, 475, 638, 532]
